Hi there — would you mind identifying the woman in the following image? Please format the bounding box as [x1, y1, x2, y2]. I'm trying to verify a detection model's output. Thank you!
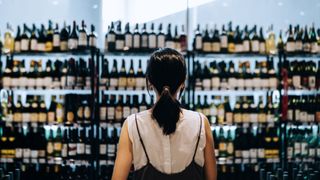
[112, 48, 217, 180]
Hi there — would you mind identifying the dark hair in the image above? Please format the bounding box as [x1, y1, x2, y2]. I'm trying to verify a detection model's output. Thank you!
[146, 48, 187, 135]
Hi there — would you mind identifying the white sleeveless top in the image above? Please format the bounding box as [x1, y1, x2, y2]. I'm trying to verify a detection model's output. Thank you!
[127, 109, 206, 174]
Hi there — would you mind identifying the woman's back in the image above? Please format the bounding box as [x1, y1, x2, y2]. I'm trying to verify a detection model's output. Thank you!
[127, 109, 206, 174]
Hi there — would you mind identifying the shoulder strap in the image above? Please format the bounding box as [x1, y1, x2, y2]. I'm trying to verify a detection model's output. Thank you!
[135, 114, 150, 162]
[192, 113, 203, 160]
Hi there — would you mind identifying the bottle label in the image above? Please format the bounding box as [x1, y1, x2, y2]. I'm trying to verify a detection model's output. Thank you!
[237, 79, 244, 89]
[15, 41, 21, 52]
[62, 144, 68, 157]
[28, 78, 36, 88]
[226, 112, 233, 124]
[303, 43, 311, 52]
[295, 41, 303, 51]
[123, 107, 131, 119]
[234, 113, 242, 123]
[107, 144, 116, 155]
[30, 113, 38, 122]
[259, 42, 266, 53]
[36, 77, 44, 88]
[286, 42, 295, 52]
[68, 143, 77, 156]
[287, 147, 293, 158]
[301, 142, 308, 155]
[131, 107, 139, 114]
[100, 107, 107, 121]
[287, 109, 293, 121]
[244, 79, 253, 89]
[251, 40, 259, 52]
[309, 148, 315, 157]
[43, 77, 52, 89]
[110, 78, 118, 89]
[53, 34, 60, 47]
[141, 35, 148, 48]
[242, 150, 250, 158]
[21, 39, 29, 51]
[77, 143, 85, 154]
[307, 114, 314, 122]
[37, 43, 45, 52]
[118, 77, 127, 88]
[228, 78, 236, 89]
[136, 78, 145, 89]
[100, 144, 107, 155]
[212, 42, 220, 52]
[269, 78, 277, 89]
[243, 40, 250, 52]
[140, 106, 147, 112]
[116, 40, 124, 50]
[89, 37, 97, 47]
[203, 42, 211, 52]
[67, 76, 76, 87]
[23, 148, 31, 158]
[2, 77, 11, 88]
[300, 111, 308, 122]
[294, 142, 301, 155]
[60, 41, 68, 51]
[15, 148, 23, 158]
[311, 43, 318, 53]
[258, 149, 265, 158]
[19, 77, 28, 88]
[202, 108, 210, 117]
[54, 142, 62, 151]
[250, 114, 258, 123]
[250, 149, 257, 158]
[38, 150, 46, 158]
[13, 113, 22, 122]
[309, 76, 316, 89]
[68, 39, 78, 50]
[79, 33, 87, 46]
[157, 35, 165, 48]
[133, 35, 140, 48]
[195, 36, 202, 50]
[67, 112, 74, 123]
[107, 34, 116, 42]
[85, 144, 91, 154]
[226, 143, 234, 154]
[30, 39, 38, 51]
[211, 77, 220, 89]
[317, 148, 320, 157]
[148, 35, 156, 49]
[22, 113, 30, 122]
[47, 143, 54, 154]
[165, 41, 175, 49]
[31, 150, 38, 158]
[127, 77, 136, 89]
[48, 112, 55, 123]
[125, 34, 133, 48]
[56, 108, 64, 123]
[292, 75, 301, 88]
[107, 107, 115, 120]
[203, 79, 211, 90]
[220, 36, 227, 48]
[235, 44, 243, 53]
[295, 109, 300, 121]
[219, 142, 227, 151]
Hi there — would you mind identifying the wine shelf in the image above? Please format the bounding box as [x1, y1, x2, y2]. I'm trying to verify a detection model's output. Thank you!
[10, 89, 92, 95]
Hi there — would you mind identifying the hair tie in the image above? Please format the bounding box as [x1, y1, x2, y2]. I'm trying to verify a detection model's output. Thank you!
[163, 86, 170, 91]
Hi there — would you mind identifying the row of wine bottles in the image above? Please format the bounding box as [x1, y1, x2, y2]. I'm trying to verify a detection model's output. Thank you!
[1, 57, 92, 90]
[286, 126, 320, 160]
[1, 20, 97, 54]
[193, 58, 278, 90]
[0, 167, 20, 180]
[283, 60, 320, 90]
[0, 163, 92, 180]
[193, 23, 320, 55]
[105, 21, 187, 53]
[195, 95, 279, 125]
[213, 126, 280, 161]
[287, 95, 320, 122]
[100, 58, 146, 90]
[1, 94, 92, 125]
[99, 94, 154, 123]
[259, 162, 320, 180]
[0, 126, 94, 163]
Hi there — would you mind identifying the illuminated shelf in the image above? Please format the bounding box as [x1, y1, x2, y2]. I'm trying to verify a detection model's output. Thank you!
[3, 50, 93, 58]
[10, 89, 91, 95]
[284, 53, 320, 58]
[102, 89, 148, 95]
[285, 89, 320, 96]
[193, 53, 270, 59]
[104, 51, 187, 57]
[194, 89, 272, 96]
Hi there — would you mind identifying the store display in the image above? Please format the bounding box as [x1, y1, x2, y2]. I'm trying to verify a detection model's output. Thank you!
[1, 56, 92, 90]
[105, 21, 187, 53]
[193, 58, 278, 90]
[1, 20, 97, 54]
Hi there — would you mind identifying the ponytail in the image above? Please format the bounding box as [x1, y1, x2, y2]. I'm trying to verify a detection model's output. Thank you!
[152, 86, 181, 135]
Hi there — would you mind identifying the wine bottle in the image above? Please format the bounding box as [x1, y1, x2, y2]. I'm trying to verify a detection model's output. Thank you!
[106, 22, 116, 52]
[220, 24, 228, 53]
[165, 24, 175, 49]
[56, 95, 64, 124]
[157, 23, 165, 48]
[37, 24, 46, 52]
[100, 58, 109, 90]
[115, 95, 124, 122]
[53, 23, 60, 52]
[136, 59, 144, 90]
[251, 25, 260, 53]
[118, 59, 127, 90]
[227, 22, 235, 53]
[45, 20, 54, 52]
[78, 20, 88, 50]
[124, 22, 132, 51]
[242, 25, 250, 53]
[89, 24, 97, 48]
[194, 24, 202, 52]
[212, 25, 221, 53]
[127, 59, 136, 90]
[115, 21, 124, 52]
[133, 23, 141, 51]
[109, 60, 118, 90]
[60, 22, 69, 52]
[259, 27, 266, 54]
[148, 23, 157, 51]
[141, 23, 148, 51]
[202, 24, 211, 53]
[286, 25, 295, 53]
[20, 24, 29, 52]
[14, 26, 21, 53]
[174, 25, 181, 51]
[68, 21, 78, 50]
